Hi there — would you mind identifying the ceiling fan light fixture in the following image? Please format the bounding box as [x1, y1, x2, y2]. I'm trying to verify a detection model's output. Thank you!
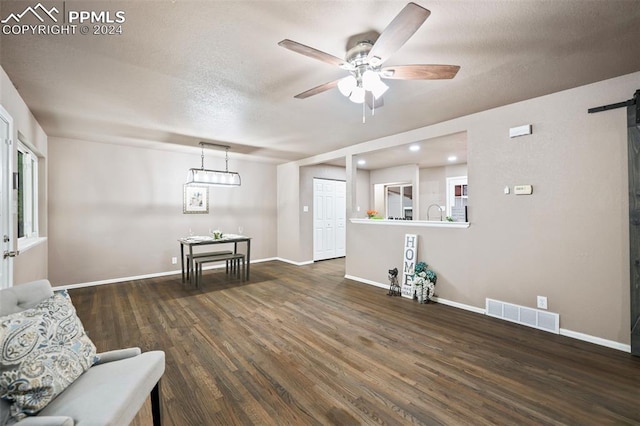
[361, 70, 379, 89]
[369, 56, 382, 67]
[349, 86, 365, 103]
[362, 70, 389, 99]
[371, 80, 389, 99]
[338, 75, 357, 96]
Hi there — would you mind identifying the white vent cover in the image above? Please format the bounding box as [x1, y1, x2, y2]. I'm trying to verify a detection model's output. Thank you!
[485, 298, 559, 334]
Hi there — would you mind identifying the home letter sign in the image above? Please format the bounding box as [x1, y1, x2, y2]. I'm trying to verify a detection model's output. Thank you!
[401, 234, 417, 298]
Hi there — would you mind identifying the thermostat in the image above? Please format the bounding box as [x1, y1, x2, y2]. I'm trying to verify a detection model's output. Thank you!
[514, 185, 533, 195]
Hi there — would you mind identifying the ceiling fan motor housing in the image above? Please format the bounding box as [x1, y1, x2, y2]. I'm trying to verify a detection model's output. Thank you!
[345, 41, 382, 82]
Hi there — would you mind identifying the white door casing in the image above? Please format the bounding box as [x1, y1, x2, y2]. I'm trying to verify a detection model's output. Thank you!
[335, 181, 346, 257]
[0, 105, 14, 289]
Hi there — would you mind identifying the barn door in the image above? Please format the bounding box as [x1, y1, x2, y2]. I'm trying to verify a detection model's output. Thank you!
[628, 95, 640, 356]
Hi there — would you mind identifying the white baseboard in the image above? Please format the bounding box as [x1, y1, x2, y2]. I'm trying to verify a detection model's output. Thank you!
[343, 273, 630, 353]
[344, 274, 388, 289]
[56, 257, 276, 290]
[275, 257, 314, 266]
[433, 296, 486, 315]
[559, 328, 631, 353]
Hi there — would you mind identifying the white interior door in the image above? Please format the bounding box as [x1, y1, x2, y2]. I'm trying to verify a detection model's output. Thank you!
[313, 178, 346, 261]
[0, 105, 14, 289]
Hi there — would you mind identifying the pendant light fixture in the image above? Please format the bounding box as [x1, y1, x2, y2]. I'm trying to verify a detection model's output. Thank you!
[186, 142, 241, 187]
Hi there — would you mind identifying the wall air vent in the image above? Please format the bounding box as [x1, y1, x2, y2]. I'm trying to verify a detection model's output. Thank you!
[486, 298, 559, 334]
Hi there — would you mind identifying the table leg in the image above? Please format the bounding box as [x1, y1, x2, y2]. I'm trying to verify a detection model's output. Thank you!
[246, 239, 251, 280]
[188, 245, 194, 285]
[180, 243, 185, 283]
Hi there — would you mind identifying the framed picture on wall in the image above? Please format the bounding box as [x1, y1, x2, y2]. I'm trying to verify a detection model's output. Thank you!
[183, 184, 209, 214]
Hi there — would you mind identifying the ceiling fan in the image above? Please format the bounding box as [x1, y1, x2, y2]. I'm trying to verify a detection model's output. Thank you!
[278, 2, 460, 113]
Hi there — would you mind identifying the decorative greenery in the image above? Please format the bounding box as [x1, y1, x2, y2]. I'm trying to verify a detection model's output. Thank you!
[445, 216, 454, 222]
[412, 261, 437, 303]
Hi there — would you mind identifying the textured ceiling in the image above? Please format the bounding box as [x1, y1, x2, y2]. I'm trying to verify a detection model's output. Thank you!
[1, 1, 640, 164]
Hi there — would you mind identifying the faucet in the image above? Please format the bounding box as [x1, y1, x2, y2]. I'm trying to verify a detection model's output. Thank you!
[427, 204, 444, 221]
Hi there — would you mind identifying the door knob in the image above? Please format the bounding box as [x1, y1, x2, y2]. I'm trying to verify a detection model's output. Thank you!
[3, 250, 19, 259]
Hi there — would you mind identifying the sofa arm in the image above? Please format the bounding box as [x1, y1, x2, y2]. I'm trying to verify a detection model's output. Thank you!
[94, 347, 142, 365]
[14, 416, 73, 426]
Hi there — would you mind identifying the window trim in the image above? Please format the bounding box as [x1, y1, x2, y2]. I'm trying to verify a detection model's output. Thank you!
[16, 139, 39, 244]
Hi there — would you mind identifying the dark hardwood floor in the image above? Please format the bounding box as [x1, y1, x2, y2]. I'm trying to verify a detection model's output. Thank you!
[70, 259, 640, 425]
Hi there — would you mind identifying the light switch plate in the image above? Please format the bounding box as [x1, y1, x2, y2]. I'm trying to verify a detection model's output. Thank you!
[303, 206, 309, 212]
[537, 296, 548, 310]
[514, 185, 533, 195]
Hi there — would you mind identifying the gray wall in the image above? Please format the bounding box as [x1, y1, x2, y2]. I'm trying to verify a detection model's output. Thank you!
[48, 138, 277, 285]
[280, 71, 638, 346]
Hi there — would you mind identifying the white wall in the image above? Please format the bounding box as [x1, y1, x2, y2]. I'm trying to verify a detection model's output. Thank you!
[48, 137, 278, 285]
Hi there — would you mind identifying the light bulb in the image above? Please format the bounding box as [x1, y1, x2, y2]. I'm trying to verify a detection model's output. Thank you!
[338, 75, 357, 97]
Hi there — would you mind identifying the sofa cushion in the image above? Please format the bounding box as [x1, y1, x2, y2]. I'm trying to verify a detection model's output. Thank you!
[0, 280, 54, 317]
[0, 290, 97, 421]
[37, 351, 165, 425]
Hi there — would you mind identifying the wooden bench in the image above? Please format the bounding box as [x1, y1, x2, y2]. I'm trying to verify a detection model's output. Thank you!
[194, 253, 246, 287]
[186, 250, 233, 281]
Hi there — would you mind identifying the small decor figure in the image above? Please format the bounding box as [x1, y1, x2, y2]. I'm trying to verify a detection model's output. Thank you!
[412, 261, 437, 303]
[367, 209, 378, 219]
[387, 268, 401, 296]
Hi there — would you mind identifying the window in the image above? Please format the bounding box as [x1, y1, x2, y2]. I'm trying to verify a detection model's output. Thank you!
[17, 141, 38, 240]
[386, 184, 413, 220]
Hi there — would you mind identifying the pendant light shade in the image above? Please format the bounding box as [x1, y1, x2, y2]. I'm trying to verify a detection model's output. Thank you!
[186, 168, 241, 186]
[186, 142, 241, 187]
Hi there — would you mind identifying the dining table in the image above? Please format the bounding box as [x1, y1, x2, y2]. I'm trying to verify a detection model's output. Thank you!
[178, 234, 251, 284]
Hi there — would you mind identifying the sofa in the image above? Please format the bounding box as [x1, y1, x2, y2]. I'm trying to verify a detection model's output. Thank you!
[0, 279, 165, 426]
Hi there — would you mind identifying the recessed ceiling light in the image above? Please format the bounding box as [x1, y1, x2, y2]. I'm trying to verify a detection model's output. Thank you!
[357, 159, 366, 165]
[409, 145, 420, 152]
[448, 156, 457, 162]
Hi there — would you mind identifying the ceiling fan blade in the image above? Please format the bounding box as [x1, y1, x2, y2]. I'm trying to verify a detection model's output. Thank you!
[380, 64, 460, 80]
[293, 79, 341, 99]
[367, 3, 431, 66]
[278, 39, 352, 70]
[365, 92, 384, 110]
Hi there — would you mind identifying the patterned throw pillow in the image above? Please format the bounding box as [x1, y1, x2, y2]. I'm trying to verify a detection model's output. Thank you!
[0, 290, 98, 421]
